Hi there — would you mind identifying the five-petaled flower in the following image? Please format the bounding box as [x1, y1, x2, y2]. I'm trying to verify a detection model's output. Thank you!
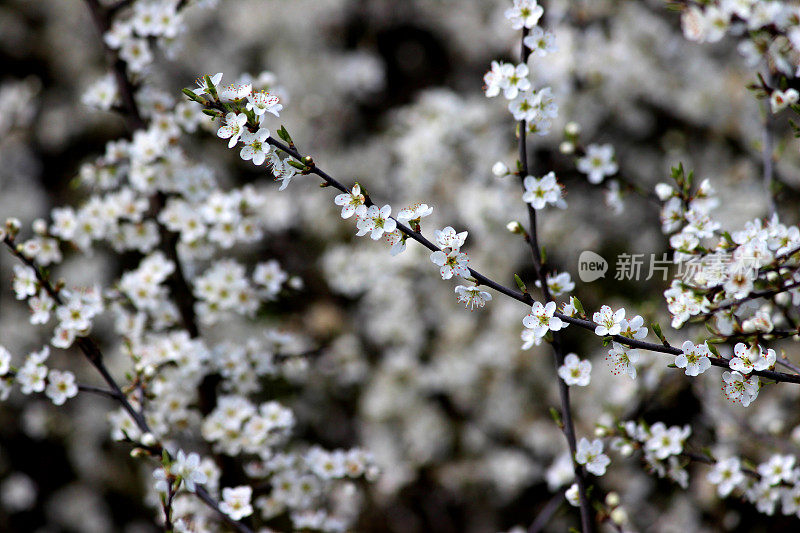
[575, 437, 610, 476]
[247, 91, 283, 119]
[577, 144, 618, 184]
[593, 305, 625, 336]
[430, 249, 470, 280]
[239, 128, 272, 166]
[356, 204, 396, 240]
[523, 301, 564, 341]
[217, 112, 249, 148]
[675, 341, 711, 376]
[730, 343, 775, 375]
[558, 353, 592, 386]
[333, 184, 367, 219]
[455, 285, 492, 310]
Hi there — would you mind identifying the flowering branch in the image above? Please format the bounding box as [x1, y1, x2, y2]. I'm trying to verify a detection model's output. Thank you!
[1, 233, 254, 533]
[515, 23, 595, 533]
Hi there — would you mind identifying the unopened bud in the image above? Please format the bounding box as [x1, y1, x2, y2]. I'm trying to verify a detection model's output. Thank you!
[565, 122, 581, 136]
[655, 183, 674, 201]
[605, 492, 620, 507]
[492, 161, 509, 177]
[506, 221, 523, 234]
[141, 433, 157, 446]
[610, 507, 628, 525]
[5, 218, 21, 236]
[32, 218, 47, 235]
[559, 141, 575, 155]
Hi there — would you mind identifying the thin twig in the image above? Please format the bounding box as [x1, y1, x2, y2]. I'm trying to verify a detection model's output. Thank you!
[528, 491, 565, 533]
[762, 73, 777, 219]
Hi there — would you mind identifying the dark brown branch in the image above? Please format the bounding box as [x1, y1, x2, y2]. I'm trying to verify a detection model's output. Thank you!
[516, 24, 594, 533]
[528, 491, 565, 533]
[249, 133, 800, 387]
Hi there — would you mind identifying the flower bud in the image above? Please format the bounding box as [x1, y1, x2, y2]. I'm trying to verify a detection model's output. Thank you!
[605, 492, 620, 507]
[492, 161, 509, 177]
[610, 507, 628, 524]
[5, 217, 21, 236]
[32, 219, 47, 235]
[141, 433, 157, 446]
[559, 141, 575, 154]
[565, 122, 581, 136]
[506, 221, 523, 234]
[655, 183, 673, 201]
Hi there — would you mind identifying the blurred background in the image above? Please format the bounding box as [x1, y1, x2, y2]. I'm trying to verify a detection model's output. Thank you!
[1, 0, 800, 531]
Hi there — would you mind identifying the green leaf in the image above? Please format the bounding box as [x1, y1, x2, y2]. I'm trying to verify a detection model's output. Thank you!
[287, 160, 307, 170]
[514, 274, 528, 294]
[572, 296, 585, 317]
[204, 74, 219, 100]
[181, 88, 203, 102]
[651, 321, 668, 345]
[549, 407, 563, 427]
[277, 125, 293, 145]
[707, 343, 721, 358]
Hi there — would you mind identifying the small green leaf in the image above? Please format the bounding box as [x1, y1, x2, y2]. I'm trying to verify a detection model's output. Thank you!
[514, 274, 528, 294]
[181, 88, 203, 102]
[549, 407, 563, 427]
[707, 343, 721, 358]
[277, 125, 293, 145]
[651, 322, 668, 345]
[701, 447, 716, 461]
[204, 75, 219, 100]
[572, 296, 585, 317]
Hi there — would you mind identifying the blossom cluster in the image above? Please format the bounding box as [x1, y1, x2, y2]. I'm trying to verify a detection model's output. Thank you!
[612, 420, 692, 489]
[484, 0, 558, 136]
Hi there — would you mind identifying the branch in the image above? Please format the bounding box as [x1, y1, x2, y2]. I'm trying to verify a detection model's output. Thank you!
[528, 491, 565, 533]
[762, 73, 777, 218]
[245, 132, 800, 389]
[2, 236, 253, 533]
[515, 24, 594, 533]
